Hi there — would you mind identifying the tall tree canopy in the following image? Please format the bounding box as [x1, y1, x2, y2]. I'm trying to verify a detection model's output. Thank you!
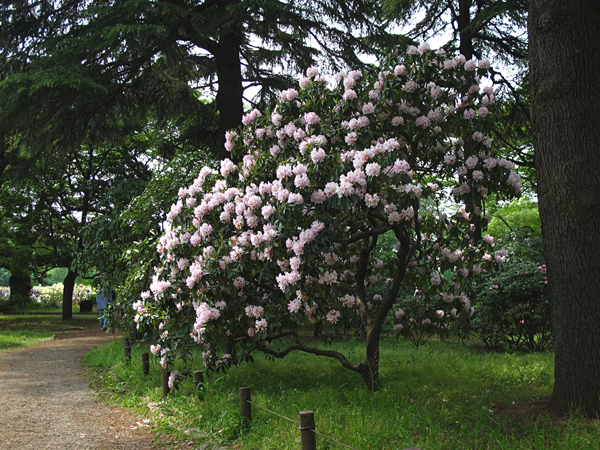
[529, 0, 600, 417]
[1, 0, 400, 162]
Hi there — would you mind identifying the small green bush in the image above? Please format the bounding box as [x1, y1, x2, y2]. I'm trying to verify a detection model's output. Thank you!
[470, 236, 550, 351]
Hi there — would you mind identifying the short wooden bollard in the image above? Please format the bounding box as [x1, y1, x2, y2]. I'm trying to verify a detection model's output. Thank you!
[193, 371, 204, 400]
[239, 387, 252, 425]
[162, 368, 170, 398]
[142, 353, 150, 376]
[124, 337, 131, 363]
[300, 411, 316, 450]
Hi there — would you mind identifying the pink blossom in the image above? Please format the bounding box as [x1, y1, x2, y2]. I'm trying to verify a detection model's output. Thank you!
[311, 190, 327, 204]
[472, 170, 484, 181]
[343, 89, 357, 101]
[245, 305, 264, 318]
[394, 64, 406, 75]
[391, 116, 404, 126]
[362, 102, 376, 114]
[418, 42, 431, 54]
[415, 115, 430, 127]
[365, 162, 381, 177]
[444, 153, 456, 165]
[464, 108, 476, 119]
[255, 318, 268, 333]
[464, 59, 477, 71]
[326, 310, 341, 324]
[311, 148, 326, 163]
[403, 80, 418, 92]
[288, 299, 302, 313]
[364, 193, 380, 208]
[304, 111, 320, 125]
[242, 109, 262, 125]
[234, 277, 247, 289]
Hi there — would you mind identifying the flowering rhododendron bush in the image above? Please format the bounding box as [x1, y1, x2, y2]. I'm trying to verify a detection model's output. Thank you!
[134, 43, 521, 389]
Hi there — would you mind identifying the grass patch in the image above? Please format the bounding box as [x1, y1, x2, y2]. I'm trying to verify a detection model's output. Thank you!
[0, 328, 56, 350]
[0, 313, 100, 351]
[83, 338, 600, 450]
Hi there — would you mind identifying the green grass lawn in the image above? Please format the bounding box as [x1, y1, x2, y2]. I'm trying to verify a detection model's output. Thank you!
[83, 337, 600, 450]
[0, 313, 100, 350]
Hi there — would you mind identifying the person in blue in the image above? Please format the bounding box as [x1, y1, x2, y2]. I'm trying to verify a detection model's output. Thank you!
[96, 289, 111, 331]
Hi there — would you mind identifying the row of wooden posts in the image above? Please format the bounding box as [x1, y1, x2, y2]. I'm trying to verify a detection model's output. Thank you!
[123, 338, 421, 450]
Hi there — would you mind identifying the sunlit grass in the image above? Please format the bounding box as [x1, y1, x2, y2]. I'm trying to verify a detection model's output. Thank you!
[0, 329, 56, 350]
[0, 313, 99, 351]
[82, 337, 600, 449]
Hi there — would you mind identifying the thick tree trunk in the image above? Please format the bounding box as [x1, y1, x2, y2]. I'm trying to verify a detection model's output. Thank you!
[8, 271, 32, 307]
[529, 0, 600, 417]
[216, 31, 244, 161]
[457, 0, 474, 59]
[61, 268, 77, 320]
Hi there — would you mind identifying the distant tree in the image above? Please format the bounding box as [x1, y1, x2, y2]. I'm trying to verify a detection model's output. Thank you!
[1, 131, 154, 318]
[530, 0, 600, 416]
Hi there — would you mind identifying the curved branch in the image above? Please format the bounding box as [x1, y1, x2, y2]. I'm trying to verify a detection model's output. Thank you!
[333, 224, 388, 246]
[255, 337, 361, 374]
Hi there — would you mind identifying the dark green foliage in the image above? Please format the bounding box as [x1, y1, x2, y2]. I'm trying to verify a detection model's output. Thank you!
[471, 236, 550, 351]
[1, 0, 402, 163]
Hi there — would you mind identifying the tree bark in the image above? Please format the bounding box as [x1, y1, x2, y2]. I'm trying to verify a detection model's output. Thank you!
[61, 268, 77, 320]
[359, 325, 381, 391]
[8, 271, 32, 307]
[216, 31, 244, 161]
[529, 0, 600, 417]
[457, 0, 474, 59]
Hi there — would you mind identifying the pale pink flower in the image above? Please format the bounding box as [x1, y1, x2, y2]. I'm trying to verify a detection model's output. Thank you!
[362, 102, 376, 114]
[304, 111, 320, 125]
[326, 310, 341, 324]
[311, 148, 326, 163]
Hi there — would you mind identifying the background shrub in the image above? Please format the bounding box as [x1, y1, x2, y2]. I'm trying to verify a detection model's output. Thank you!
[470, 235, 550, 351]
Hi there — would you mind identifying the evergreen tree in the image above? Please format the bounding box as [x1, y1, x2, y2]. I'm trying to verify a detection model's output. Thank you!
[1, 0, 400, 162]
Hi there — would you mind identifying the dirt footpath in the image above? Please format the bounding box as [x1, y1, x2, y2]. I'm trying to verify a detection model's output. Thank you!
[0, 329, 163, 450]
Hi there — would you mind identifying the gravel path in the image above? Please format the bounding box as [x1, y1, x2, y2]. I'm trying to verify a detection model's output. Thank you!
[0, 329, 164, 450]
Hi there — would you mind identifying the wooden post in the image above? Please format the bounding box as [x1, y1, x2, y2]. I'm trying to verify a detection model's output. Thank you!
[300, 410, 317, 450]
[123, 337, 131, 363]
[162, 368, 170, 398]
[193, 371, 204, 400]
[239, 387, 252, 425]
[142, 352, 150, 376]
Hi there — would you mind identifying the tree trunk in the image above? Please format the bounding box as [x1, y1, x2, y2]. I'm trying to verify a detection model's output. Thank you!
[529, 0, 600, 417]
[216, 31, 244, 161]
[457, 0, 474, 59]
[359, 325, 381, 391]
[8, 271, 32, 307]
[62, 268, 77, 320]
